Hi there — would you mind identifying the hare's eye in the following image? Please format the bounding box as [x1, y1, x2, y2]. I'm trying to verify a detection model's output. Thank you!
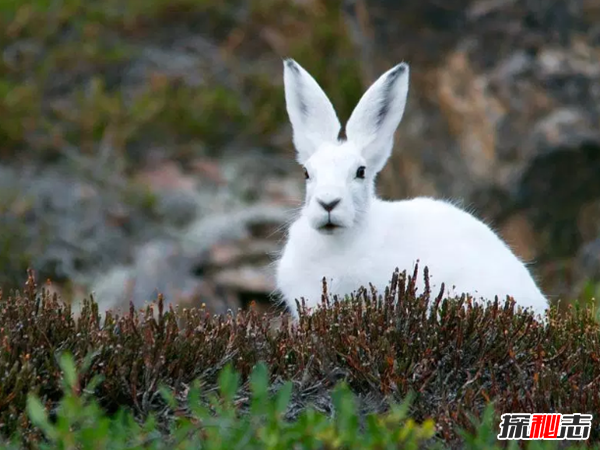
[356, 166, 366, 179]
[303, 167, 310, 180]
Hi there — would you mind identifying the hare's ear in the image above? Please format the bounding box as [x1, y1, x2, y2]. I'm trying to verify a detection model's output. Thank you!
[283, 59, 341, 164]
[345, 63, 409, 173]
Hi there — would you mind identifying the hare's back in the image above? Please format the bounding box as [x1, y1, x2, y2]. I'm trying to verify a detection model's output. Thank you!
[377, 197, 501, 247]
[374, 197, 546, 311]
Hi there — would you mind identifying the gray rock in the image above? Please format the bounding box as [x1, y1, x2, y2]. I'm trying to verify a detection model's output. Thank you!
[87, 204, 291, 316]
[343, 0, 600, 303]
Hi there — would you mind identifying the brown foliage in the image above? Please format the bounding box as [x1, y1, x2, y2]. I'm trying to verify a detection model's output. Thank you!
[1, 266, 599, 444]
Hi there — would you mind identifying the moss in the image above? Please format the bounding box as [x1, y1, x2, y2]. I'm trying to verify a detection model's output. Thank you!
[578, 279, 600, 314]
[247, 0, 364, 127]
[0, 81, 41, 155]
[121, 181, 160, 217]
[1, 0, 363, 163]
[242, 71, 287, 137]
[281, 0, 363, 122]
[0, 192, 34, 288]
[132, 81, 247, 147]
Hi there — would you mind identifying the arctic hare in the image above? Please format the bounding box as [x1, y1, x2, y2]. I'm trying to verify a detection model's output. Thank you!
[275, 59, 548, 318]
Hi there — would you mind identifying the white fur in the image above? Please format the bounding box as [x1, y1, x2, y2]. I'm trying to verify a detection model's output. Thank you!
[276, 59, 548, 319]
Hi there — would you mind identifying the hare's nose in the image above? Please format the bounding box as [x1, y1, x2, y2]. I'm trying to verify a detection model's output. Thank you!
[317, 198, 341, 212]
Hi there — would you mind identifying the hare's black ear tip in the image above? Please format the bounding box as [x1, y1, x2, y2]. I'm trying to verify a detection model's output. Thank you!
[284, 58, 302, 76]
[393, 62, 409, 75]
[283, 58, 298, 68]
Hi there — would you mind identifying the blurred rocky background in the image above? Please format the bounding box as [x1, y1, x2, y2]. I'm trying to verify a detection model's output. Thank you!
[1, 0, 599, 316]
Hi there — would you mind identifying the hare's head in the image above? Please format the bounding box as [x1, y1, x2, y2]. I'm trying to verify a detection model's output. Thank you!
[283, 59, 409, 235]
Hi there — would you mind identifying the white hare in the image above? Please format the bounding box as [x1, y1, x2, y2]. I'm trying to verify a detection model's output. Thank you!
[275, 58, 548, 318]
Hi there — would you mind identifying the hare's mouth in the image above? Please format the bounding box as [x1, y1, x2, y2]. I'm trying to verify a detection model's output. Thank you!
[318, 222, 343, 233]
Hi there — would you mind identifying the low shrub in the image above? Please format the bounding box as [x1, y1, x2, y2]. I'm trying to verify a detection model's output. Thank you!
[4, 352, 439, 449]
[1, 265, 599, 448]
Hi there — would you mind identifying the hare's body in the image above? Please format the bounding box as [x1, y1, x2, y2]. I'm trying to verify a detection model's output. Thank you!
[277, 197, 547, 314]
[275, 59, 548, 318]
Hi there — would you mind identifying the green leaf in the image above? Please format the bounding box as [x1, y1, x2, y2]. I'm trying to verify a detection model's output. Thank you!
[388, 391, 414, 423]
[275, 382, 293, 416]
[26, 395, 56, 439]
[26, 395, 48, 426]
[331, 383, 358, 445]
[250, 362, 269, 414]
[80, 349, 101, 374]
[218, 363, 240, 405]
[159, 384, 177, 409]
[58, 352, 78, 390]
[187, 379, 210, 419]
